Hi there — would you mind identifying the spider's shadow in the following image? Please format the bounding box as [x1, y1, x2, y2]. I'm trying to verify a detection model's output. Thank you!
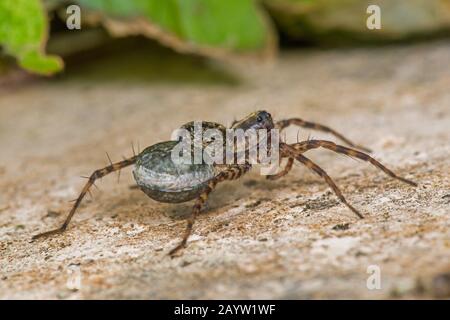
[164, 179, 254, 220]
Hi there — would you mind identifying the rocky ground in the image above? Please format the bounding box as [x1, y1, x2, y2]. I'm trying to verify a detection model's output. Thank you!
[0, 39, 449, 299]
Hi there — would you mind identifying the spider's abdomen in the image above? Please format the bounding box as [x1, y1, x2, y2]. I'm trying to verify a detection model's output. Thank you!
[133, 141, 216, 203]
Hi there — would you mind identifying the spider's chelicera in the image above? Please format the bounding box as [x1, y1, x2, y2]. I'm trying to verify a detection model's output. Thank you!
[32, 111, 417, 256]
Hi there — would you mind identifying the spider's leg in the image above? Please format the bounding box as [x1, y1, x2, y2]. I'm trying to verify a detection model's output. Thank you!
[267, 157, 294, 180]
[32, 155, 138, 240]
[276, 118, 371, 152]
[169, 164, 251, 257]
[285, 151, 364, 219]
[291, 140, 417, 187]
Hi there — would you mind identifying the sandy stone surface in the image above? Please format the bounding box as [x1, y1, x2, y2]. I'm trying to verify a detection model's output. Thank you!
[0, 40, 449, 299]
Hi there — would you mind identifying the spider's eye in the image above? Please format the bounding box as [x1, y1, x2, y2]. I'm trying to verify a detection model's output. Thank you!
[256, 116, 263, 122]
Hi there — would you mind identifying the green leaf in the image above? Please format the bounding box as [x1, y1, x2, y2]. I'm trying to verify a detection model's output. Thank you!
[0, 0, 63, 75]
[76, 0, 276, 58]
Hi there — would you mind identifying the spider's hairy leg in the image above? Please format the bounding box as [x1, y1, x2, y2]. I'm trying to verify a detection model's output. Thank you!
[276, 118, 371, 153]
[169, 164, 251, 257]
[291, 140, 417, 187]
[32, 155, 138, 240]
[284, 149, 364, 219]
[266, 158, 294, 180]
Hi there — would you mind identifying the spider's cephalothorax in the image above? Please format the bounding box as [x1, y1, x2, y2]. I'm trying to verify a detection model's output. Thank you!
[231, 110, 274, 131]
[32, 110, 417, 257]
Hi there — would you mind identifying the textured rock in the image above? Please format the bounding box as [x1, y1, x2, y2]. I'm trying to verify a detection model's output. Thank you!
[0, 40, 449, 299]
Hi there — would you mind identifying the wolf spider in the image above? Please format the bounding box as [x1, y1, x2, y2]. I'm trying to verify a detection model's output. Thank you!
[32, 111, 417, 256]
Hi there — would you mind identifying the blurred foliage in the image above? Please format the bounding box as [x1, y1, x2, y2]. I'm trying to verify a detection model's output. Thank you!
[264, 0, 450, 44]
[75, 0, 272, 53]
[0, 0, 274, 75]
[0, 0, 63, 75]
[0, 0, 449, 75]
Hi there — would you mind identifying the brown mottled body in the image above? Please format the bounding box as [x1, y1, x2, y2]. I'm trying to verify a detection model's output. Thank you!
[33, 111, 417, 257]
